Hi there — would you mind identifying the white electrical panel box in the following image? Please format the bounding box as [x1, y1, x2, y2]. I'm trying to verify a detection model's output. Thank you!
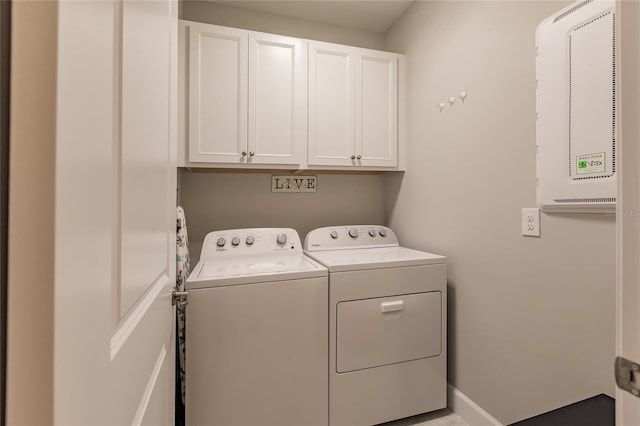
[536, 0, 616, 212]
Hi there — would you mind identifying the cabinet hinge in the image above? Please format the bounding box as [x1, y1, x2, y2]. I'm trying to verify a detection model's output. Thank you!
[615, 356, 640, 397]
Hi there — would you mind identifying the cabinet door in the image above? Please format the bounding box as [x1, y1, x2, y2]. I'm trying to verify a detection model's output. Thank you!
[248, 33, 307, 165]
[355, 49, 398, 168]
[308, 41, 355, 166]
[188, 23, 247, 163]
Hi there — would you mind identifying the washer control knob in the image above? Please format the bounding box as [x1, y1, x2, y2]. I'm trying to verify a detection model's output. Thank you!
[330, 231, 338, 239]
[378, 228, 387, 237]
[368, 228, 376, 237]
[231, 237, 240, 247]
[245, 236, 254, 246]
[276, 233, 287, 245]
[348, 228, 359, 238]
[216, 237, 226, 247]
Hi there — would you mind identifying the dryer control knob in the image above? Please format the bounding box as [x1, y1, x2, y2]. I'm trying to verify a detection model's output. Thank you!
[379, 229, 387, 237]
[216, 237, 226, 247]
[231, 237, 240, 247]
[348, 228, 359, 238]
[276, 233, 287, 245]
[330, 231, 338, 239]
[245, 236, 254, 246]
[368, 229, 376, 237]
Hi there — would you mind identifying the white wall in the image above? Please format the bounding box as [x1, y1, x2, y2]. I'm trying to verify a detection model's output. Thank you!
[178, 2, 389, 262]
[181, 1, 386, 50]
[180, 171, 386, 264]
[385, 2, 616, 424]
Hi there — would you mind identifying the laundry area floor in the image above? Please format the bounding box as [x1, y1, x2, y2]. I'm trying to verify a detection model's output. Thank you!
[379, 409, 469, 426]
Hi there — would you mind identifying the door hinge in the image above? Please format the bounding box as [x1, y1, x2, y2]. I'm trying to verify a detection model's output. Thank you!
[172, 287, 188, 307]
[615, 356, 640, 397]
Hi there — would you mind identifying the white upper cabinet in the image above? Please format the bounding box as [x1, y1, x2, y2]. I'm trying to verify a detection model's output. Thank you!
[184, 21, 307, 166]
[248, 32, 307, 165]
[188, 23, 248, 163]
[308, 41, 356, 167]
[356, 49, 398, 168]
[308, 41, 399, 169]
[179, 20, 404, 171]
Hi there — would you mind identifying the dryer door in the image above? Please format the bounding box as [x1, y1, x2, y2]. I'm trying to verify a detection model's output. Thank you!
[336, 291, 442, 373]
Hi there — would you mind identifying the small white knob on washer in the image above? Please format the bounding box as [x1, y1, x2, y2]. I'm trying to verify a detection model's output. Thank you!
[245, 236, 254, 246]
[276, 233, 287, 245]
[348, 228, 359, 238]
[231, 237, 240, 247]
[368, 229, 376, 237]
[330, 231, 338, 239]
[378, 229, 387, 237]
[216, 237, 226, 247]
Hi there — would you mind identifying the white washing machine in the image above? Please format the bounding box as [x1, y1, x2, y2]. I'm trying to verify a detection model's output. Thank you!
[186, 228, 328, 426]
[304, 225, 447, 426]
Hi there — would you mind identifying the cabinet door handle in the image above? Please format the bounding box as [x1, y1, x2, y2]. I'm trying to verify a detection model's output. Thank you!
[249, 151, 255, 157]
[241, 151, 247, 157]
[357, 155, 362, 160]
[350, 155, 356, 160]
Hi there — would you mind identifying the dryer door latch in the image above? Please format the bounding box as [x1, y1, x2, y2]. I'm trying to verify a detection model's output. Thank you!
[172, 288, 189, 307]
[615, 356, 640, 397]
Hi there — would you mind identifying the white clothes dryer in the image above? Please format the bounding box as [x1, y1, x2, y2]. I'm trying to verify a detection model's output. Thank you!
[304, 225, 447, 426]
[186, 228, 328, 426]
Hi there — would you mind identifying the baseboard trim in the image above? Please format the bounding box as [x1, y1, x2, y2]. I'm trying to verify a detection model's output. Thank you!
[448, 383, 504, 426]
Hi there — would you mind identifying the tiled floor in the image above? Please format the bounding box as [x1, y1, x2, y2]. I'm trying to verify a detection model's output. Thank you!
[379, 409, 470, 426]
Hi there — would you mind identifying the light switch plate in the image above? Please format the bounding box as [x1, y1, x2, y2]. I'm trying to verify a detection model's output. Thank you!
[522, 208, 541, 237]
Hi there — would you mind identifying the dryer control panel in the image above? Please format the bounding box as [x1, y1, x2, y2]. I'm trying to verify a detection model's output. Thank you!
[304, 225, 399, 251]
[200, 228, 302, 261]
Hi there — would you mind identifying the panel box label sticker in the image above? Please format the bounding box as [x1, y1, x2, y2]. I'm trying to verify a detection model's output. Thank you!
[576, 152, 606, 175]
[271, 175, 317, 193]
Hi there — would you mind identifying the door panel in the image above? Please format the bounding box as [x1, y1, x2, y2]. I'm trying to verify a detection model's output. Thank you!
[120, 0, 173, 317]
[117, 1, 177, 424]
[139, 346, 172, 426]
[188, 23, 247, 163]
[249, 32, 306, 165]
[308, 41, 355, 166]
[356, 51, 398, 167]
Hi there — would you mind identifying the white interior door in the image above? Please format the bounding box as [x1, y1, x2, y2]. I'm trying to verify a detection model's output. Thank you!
[54, 1, 177, 424]
[616, 1, 640, 425]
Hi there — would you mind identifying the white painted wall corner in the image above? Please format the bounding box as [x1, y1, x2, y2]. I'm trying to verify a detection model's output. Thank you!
[448, 384, 504, 426]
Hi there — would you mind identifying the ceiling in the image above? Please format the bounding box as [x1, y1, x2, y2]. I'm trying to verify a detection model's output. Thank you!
[199, 1, 415, 33]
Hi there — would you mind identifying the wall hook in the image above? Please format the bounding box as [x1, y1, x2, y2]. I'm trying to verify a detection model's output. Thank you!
[459, 91, 468, 103]
[437, 102, 445, 112]
[448, 97, 456, 107]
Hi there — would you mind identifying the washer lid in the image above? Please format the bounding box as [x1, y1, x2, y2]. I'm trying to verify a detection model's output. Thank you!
[304, 246, 446, 272]
[186, 255, 327, 289]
